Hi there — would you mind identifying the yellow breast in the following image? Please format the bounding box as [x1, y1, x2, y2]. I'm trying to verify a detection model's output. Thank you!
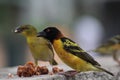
[53, 39, 98, 71]
[27, 37, 54, 61]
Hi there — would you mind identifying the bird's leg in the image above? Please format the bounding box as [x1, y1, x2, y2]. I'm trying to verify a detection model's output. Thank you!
[58, 70, 79, 77]
[113, 50, 120, 65]
[50, 64, 53, 72]
[48, 61, 54, 74]
[35, 59, 38, 66]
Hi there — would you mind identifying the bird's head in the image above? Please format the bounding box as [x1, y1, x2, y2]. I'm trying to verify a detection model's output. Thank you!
[37, 27, 63, 43]
[14, 25, 37, 36]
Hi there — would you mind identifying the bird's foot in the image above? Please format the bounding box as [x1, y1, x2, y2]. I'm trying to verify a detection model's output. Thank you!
[58, 70, 78, 77]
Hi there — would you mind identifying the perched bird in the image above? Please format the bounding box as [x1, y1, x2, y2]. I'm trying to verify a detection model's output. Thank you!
[14, 25, 57, 65]
[94, 35, 120, 64]
[37, 27, 114, 76]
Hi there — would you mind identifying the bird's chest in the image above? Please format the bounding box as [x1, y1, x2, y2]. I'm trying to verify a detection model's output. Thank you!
[27, 37, 46, 50]
[27, 37, 49, 60]
[53, 40, 79, 63]
[53, 40, 68, 58]
[53, 39, 91, 71]
[27, 38, 39, 51]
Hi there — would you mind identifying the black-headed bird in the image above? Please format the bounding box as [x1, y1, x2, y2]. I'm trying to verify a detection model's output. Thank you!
[94, 35, 120, 64]
[14, 25, 57, 65]
[37, 27, 113, 76]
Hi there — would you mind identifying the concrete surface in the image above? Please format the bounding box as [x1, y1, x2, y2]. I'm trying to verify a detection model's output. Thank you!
[0, 56, 120, 80]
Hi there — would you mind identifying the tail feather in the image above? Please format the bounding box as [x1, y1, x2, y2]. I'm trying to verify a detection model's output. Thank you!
[95, 66, 114, 76]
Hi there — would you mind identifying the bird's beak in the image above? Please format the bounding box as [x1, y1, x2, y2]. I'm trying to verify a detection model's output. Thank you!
[14, 27, 22, 33]
[37, 31, 46, 37]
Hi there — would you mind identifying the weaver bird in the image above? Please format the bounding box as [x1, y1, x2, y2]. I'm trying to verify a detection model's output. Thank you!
[37, 27, 114, 76]
[14, 25, 57, 65]
[94, 35, 120, 64]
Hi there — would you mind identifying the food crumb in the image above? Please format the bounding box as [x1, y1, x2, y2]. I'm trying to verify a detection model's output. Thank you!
[8, 73, 14, 78]
[17, 62, 63, 77]
[52, 67, 64, 74]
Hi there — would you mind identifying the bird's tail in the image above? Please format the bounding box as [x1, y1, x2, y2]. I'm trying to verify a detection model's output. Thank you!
[51, 59, 58, 65]
[95, 66, 114, 76]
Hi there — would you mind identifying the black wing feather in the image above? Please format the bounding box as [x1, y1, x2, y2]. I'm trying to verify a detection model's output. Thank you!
[61, 37, 101, 66]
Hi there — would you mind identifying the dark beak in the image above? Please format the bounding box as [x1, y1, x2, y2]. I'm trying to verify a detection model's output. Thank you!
[37, 31, 46, 37]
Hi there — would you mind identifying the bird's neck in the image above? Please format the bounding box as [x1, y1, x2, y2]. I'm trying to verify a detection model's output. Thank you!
[23, 31, 37, 37]
[50, 34, 64, 44]
[26, 35, 37, 44]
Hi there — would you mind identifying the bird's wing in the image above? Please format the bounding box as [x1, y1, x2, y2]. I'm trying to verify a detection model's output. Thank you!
[47, 40, 58, 65]
[110, 35, 120, 44]
[61, 37, 101, 66]
[98, 35, 120, 48]
[47, 40, 55, 53]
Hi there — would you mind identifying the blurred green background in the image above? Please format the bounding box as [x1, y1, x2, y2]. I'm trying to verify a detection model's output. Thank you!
[0, 0, 120, 67]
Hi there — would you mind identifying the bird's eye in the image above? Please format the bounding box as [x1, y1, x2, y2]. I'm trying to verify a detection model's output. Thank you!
[46, 29, 50, 32]
[22, 27, 29, 30]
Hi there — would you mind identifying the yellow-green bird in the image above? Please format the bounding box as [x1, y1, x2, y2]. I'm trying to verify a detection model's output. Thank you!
[14, 25, 57, 65]
[94, 35, 120, 64]
[37, 27, 114, 76]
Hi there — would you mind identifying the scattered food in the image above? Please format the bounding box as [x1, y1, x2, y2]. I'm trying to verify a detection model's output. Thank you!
[17, 62, 40, 77]
[17, 62, 63, 77]
[52, 67, 64, 74]
[17, 65, 36, 77]
[39, 66, 49, 74]
[35, 66, 41, 75]
[8, 73, 14, 78]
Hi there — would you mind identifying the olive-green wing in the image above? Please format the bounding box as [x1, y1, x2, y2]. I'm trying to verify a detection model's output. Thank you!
[47, 40, 55, 53]
[61, 37, 101, 66]
[99, 35, 120, 48]
[46, 39, 58, 65]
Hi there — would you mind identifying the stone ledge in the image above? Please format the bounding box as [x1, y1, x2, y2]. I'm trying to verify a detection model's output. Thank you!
[74, 71, 113, 80]
[0, 70, 117, 80]
[0, 55, 119, 80]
